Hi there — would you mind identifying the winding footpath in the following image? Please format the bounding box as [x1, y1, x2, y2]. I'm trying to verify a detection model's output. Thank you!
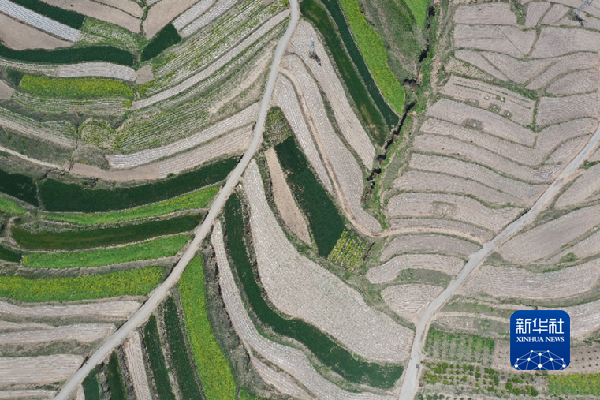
[398, 122, 600, 399]
[53, 1, 299, 397]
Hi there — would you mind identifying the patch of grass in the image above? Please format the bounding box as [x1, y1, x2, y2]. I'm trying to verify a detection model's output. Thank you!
[301, 0, 390, 145]
[560, 252, 577, 263]
[550, 372, 600, 395]
[275, 136, 344, 257]
[106, 352, 127, 400]
[22, 234, 189, 269]
[45, 188, 217, 225]
[0, 245, 21, 263]
[82, 369, 101, 400]
[12, 214, 202, 250]
[225, 193, 403, 388]
[327, 229, 370, 271]
[0, 44, 134, 66]
[0, 196, 26, 215]
[143, 315, 176, 400]
[0, 168, 38, 207]
[338, 0, 405, 114]
[39, 158, 236, 212]
[425, 327, 495, 365]
[10, 0, 85, 28]
[141, 24, 182, 61]
[178, 256, 236, 400]
[20, 75, 134, 99]
[405, 0, 429, 28]
[163, 297, 204, 399]
[0, 266, 165, 302]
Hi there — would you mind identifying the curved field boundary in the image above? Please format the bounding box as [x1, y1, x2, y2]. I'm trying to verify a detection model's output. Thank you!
[304, 0, 399, 130]
[57, 62, 136, 81]
[173, 0, 214, 32]
[0, 300, 140, 320]
[8, 0, 84, 29]
[0, 44, 134, 66]
[300, 0, 389, 145]
[179, 0, 237, 38]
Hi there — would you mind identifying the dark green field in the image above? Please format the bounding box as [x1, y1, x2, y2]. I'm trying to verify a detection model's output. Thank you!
[82, 370, 101, 400]
[143, 315, 177, 400]
[0, 168, 38, 206]
[11, 0, 85, 28]
[163, 297, 205, 399]
[106, 352, 127, 400]
[142, 24, 182, 61]
[274, 136, 344, 257]
[12, 214, 202, 250]
[225, 193, 403, 388]
[0, 245, 21, 263]
[39, 158, 236, 212]
[0, 45, 134, 66]
[301, 0, 390, 145]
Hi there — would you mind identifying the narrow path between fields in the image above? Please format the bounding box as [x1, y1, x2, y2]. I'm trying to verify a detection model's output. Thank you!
[53, 1, 299, 397]
[398, 122, 600, 400]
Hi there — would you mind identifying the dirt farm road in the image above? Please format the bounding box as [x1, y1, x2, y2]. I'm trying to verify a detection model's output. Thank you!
[398, 122, 600, 400]
[53, 1, 299, 398]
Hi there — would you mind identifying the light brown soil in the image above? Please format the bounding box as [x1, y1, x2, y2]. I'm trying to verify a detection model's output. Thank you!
[380, 234, 481, 261]
[0, 80, 13, 100]
[71, 162, 160, 181]
[454, 50, 508, 80]
[500, 204, 600, 264]
[250, 355, 313, 400]
[0, 300, 141, 320]
[527, 52, 597, 89]
[144, 0, 197, 38]
[482, 51, 555, 84]
[136, 65, 154, 85]
[453, 4, 516, 25]
[547, 69, 598, 94]
[123, 331, 152, 400]
[382, 284, 444, 323]
[40, 0, 140, 33]
[95, 0, 143, 18]
[530, 27, 600, 58]
[0, 354, 84, 385]
[536, 93, 598, 127]
[0, 390, 56, 399]
[0, 13, 73, 50]
[386, 218, 493, 243]
[556, 163, 600, 208]
[525, 2, 550, 28]
[265, 147, 311, 244]
[540, 3, 569, 24]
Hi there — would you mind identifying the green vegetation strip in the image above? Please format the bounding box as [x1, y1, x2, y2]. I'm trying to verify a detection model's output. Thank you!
[178, 256, 236, 400]
[0, 245, 21, 263]
[12, 214, 202, 250]
[82, 370, 101, 400]
[141, 24, 182, 61]
[302, 0, 399, 131]
[10, 0, 85, 29]
[405, 0, 429, 28]
[327, 229, 370, 271]
[425, 327, 494, 365]
[46, 188, 217, 225]
[550, 372, 600, 395]
[22, 234, 189, 269]
[0, 168, 38, 207]
[225, 193, 402, 388]
[275, 136, 344, 257]
[40, 158, 236, 212]
[300, 0, 388, 145]
[20, 75, 134, 99]
[163, 297, 205, 399]
[0, 196, 26, 215]
[337, 0, 405, 114]
[0, 45, 134, 66]
[0, 266, 164, 302]
[106, 352, 127, 400]
[143, 315, 176, 400]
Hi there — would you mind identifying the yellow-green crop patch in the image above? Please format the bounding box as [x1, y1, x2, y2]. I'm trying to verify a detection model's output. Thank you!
[178, 256, 236, 400]
[45, 188, 218, 226]
[20, 75, 134, 99]
[0, 266, 165, 302]
[0, 196, 26, 215]
[22, 235, 190, 269]
[338, 0, 405, 114]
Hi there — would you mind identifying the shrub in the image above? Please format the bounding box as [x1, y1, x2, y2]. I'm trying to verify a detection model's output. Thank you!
[0, 266, 165, 302]
[0, 44, 134, 66]
[0, 245, 21, 263]
[143, 315, 176, 400]
[0, 168, 38, 206]
[20, 75, 134, 99]
[224, 194, 403, 388]
[300, 0, 390, 145]
[10, 0, 85, 29]
[274, 136, 344, 257]
[39, 158, 236, 212]
[22, 234, 190, 269]
[12, 213, 202, 250]
[0, 196, 26, 215]
[141, 24, 182, 61]
[82, 369, 101, 400]
[163, 297, 204, 399]
[106, 352, 127, 400]
[46, 187, 217, 225]
[178, 256, 236, 400]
